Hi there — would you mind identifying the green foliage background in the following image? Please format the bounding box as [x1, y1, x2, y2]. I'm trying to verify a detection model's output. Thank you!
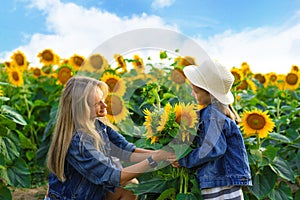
[0, 52, 299, 200]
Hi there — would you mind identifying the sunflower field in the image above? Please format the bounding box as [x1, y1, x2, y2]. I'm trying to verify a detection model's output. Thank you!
[0, 49, 299, 200]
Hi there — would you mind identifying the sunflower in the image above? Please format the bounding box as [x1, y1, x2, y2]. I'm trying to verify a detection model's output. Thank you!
[86, 54, 108, 71]
[132, 54, 144, 74]
[174, 103, 197, 129]
[240, 109, 275, 138]
[171, 68, 186, 85]
[4, 61, 11, 68]
[266, 72, 278, 86]
[174, 56, 196, 67]
[253, 73, 266, 86]
[38, 49, 60, 66]
[290, 65, 299, 73]
[11, 50, 27, 71]
[60, 59, 69, 65]
[157, 103, 172, 132]
[105, 94, 128, 123]
[57, 65, 73, 85]
[143, 108, 154, 136]
[240, 62, 251, 76]
[230, 67, 243, 86]
[69, 54, 85, 71]
[114, 54, 127, 74]
[101, 73, 126, 97]
[143, 108, 163, 144]
[285, 72, 300, 90]
[41, 65, 53, 76]
[236, 78, 257, 93]
[149, 136, 159, 144]
[6, 67, 24, 87]
[30, 67, 43, 78]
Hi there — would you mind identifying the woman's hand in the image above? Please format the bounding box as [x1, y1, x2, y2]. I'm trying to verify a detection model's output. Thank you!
[152, 149, 176, 163]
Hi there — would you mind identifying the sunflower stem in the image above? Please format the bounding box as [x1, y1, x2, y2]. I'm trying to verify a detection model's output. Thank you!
[276, 98, 281, 133]
[184, 168, 189, 194]
[154, 87, 161, 110]
[256, 132, 261, 149]
[179, 168, 183, 193]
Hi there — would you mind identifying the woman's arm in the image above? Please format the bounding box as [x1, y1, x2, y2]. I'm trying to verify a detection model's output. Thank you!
[120, 149, 176, 186]
[129, 148, 156, 162]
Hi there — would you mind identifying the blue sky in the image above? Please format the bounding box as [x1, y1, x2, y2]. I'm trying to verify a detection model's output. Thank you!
[1, 0, 300, 73]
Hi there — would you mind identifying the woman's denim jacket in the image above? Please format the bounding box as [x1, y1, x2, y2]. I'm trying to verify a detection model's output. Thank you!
[178, 104, 252, 189]
[47, 119, 136, 200]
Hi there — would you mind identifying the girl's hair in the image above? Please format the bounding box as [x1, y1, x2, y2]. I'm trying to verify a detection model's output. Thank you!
[212, 99, 241, 124]
[47, 76, 108, 182]
[193, 84, 241, 123]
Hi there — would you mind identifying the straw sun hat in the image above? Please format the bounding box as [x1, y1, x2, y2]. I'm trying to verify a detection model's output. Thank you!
[183, 60, 234, 105]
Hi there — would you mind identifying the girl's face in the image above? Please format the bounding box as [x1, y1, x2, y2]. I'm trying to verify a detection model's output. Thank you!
[93, 87, 107, 118]
[191, 85, 211, 106]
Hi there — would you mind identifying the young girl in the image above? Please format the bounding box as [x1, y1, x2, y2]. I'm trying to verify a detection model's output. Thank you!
[45, 76, 175, 200]
[174, 60, 252, 199]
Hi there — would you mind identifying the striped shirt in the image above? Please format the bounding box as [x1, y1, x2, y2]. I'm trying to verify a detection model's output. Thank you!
[201, 186, 244, 200]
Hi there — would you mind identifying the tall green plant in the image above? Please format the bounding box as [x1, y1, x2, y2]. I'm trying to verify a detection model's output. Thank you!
[0, 84, 29, 200]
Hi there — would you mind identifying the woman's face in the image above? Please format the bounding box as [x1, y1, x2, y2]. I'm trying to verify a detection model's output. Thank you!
[93, 87, 107, 118]
[191, 85, 211, 106]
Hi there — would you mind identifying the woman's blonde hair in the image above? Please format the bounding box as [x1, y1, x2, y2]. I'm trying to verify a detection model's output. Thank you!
[47, 75, 108, 182]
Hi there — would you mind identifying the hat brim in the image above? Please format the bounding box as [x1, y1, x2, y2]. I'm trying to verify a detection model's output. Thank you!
[183, 65, 234, 104]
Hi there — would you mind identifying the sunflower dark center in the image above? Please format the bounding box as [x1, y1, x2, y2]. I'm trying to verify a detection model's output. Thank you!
[106, 95, 122, 115]
[133, 60, 143, 69]
[12, 71, 20, 81]
[286, 73, 298, 85]
[106, 78, 118, 93]
[178, 113, 191, 126]
[116, 56, 125, 67]
[90, 56, 103, 69]
[254, 74, 266, 84]
[232, 72, 241, 83]
[74, 57, 84, 66]
[237, 80, 247, 90]
[15, 54, 24, 65]
[247, 114, 266, 130]
[291, 66, 299, 72]
[58, 68, 72, 84]
[171, 69, 185, 84]
[43, 50, 54, 61]
[33, 68, 41, 76]
[270, 75, 277, 82]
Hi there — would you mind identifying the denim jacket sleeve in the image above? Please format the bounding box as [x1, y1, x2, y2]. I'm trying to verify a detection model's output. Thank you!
[106, 125, 136, 161]
[179, 118, 227, 169]
[66, 133, 121, 187]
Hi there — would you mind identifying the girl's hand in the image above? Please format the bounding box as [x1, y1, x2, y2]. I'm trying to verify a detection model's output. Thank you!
[171, 160, 181, 168]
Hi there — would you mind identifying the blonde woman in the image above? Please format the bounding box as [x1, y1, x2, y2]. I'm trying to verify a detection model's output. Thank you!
[45, 76, 175, 200]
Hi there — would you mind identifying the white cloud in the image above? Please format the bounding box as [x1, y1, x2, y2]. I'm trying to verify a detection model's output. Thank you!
[1, 0, 300, 75]
[195, 15, 300, 74]
[0, 0, 178, 66]
[151, 0, 175, 9]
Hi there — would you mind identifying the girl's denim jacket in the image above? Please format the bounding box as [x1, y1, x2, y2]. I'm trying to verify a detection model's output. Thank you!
[178, 104, 252, 189]
[47, 119, 136, 200]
